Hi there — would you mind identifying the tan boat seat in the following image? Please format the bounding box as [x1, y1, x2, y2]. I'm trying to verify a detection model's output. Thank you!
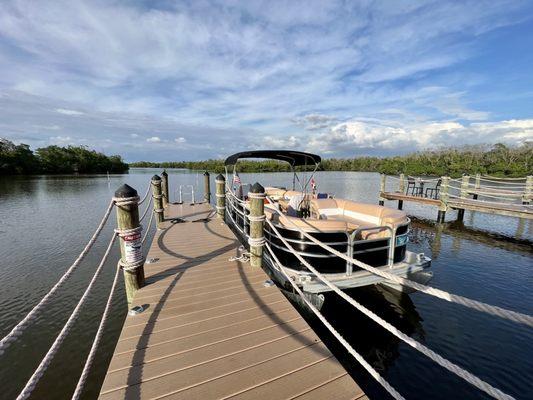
[310, 198, 407, 227]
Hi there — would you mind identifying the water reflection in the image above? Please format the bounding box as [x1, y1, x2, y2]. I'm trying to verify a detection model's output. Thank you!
[298, 285, 424, 397]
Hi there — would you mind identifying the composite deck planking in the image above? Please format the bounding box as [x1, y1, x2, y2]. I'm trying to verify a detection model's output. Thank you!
[99, 202, 365, 399]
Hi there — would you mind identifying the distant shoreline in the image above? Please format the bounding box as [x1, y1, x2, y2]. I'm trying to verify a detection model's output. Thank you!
[129, 143, 532, 178]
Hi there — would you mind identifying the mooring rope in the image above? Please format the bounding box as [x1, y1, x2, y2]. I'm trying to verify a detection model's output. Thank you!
[263, 242, 405, 400]
[265, 222, 514, 400]
[16, 233, 117, 400]
[71, 261, 121, 400]
[0, 199, 116, 355]
[266, 208, 533, 327]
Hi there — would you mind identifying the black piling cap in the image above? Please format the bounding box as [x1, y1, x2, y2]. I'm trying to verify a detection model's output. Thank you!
[251, 182, 265, 193]
[204, 171, 210, 176]
[115, 184, 138, 198]
[161, 170, 168, 177]
[152, 174, 161, 181]
[216, 174, 225, 181]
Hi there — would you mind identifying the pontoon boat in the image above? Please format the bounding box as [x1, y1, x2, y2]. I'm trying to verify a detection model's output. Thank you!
[224, 150, 432, 296]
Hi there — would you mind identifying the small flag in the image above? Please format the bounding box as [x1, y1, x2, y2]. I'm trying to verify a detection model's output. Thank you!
[310, 178, 317, 191]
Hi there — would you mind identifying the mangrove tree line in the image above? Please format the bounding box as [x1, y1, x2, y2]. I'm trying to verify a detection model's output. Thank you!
[130, 143, 532, 177]
[0, 138, 129, 175]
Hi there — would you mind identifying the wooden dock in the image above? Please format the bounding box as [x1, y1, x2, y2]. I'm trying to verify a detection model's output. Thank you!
[380, 191, 533, 220]
[99, 202, 366, 400]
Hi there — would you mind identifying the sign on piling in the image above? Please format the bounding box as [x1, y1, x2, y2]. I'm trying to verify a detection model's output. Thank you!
[114, 184, 145, 303]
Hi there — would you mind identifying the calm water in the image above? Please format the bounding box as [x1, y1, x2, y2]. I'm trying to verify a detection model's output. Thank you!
[0, 169, 531, 399]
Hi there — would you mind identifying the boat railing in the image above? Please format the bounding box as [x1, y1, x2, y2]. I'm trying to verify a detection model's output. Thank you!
[225, 186, 409, 275]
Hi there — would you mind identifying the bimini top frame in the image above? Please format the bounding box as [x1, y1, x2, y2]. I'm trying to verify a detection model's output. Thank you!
[224, 150, 321, 191]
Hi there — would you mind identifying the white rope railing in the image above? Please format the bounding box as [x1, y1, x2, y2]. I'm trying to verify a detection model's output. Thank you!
[0, 199, 116, 355]
[265, 220, 515, 400]
[138, 184, 152, 205]
[446, 193, 532, 208]
[478, 177, 527, 186]
[139, 194, 154, 222]
[468, 183, 524, 191]
[267, 208, 533, 327]
[264, 242, 405, 400]
[16, 233, 118, 400]
[71, 260, 120, 400]
[482, 175, 526, 181]
[142, 209, 155, 245]
[448, 187, 524, 199]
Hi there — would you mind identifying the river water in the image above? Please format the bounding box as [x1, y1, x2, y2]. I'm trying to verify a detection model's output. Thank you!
[0, 169, 531, 399]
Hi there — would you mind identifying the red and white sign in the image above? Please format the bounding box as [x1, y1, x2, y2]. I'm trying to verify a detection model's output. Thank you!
[123, 232, 142, 264]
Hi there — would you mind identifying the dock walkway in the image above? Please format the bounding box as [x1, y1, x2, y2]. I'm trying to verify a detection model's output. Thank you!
[99, 202, 366, 400]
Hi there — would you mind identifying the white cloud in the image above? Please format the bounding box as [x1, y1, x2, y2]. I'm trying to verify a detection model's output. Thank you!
[55, 108, 83, 116]
[0, 1, 531, 160]
[306, 118, 533, 156]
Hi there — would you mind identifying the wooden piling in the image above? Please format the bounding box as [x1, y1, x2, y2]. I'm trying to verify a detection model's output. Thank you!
[114, 184, 145, 304]
[473, 173, 480, 200]
[204, 171, 211, 203]
[215, 174, 226, 220]
[457, 175, 469, 221]
[523, 176, 532, 205]
[460, 175, 470, 198]
[437, 176, 450, 223]
[379, 174, 386, 206]
[161, 170, 169, 209]
[151, 175, 165, 228]
[248, 182, 265, 269]
[398, 174, 405, 209]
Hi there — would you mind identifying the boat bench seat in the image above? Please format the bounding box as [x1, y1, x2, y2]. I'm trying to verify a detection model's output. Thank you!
[264, 189, 408, 238]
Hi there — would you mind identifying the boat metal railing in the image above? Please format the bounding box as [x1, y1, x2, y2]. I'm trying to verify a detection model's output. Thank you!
[225, 187, 409, 275]
[225, 183, 533, 400]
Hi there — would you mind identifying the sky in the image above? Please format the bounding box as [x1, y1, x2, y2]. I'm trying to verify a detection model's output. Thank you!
[1, 0, 533, 161]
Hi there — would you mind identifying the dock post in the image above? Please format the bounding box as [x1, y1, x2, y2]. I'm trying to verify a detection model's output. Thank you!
[379, 174, 386, 206]
[204, 171, 211, 203]
[215, 174, 226, 220]
[151, 175, 165, 228]
[161, 170, 169, 209]
[457, 175, 469, 221]
[523, 176, 532, 205]
[114, 184, 145, 304]
[248, 182, 265, 268]
[437, 176, 450, 223]
[473, 173, 480, 200]
[398, 173, 405, 209]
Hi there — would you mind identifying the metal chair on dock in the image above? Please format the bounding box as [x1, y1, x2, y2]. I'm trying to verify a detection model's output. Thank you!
[425, 179, 441, 199]
[407, 176, 423, 196]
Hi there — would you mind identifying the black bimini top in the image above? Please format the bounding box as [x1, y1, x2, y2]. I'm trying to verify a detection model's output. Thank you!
[224, 150, 321, 167]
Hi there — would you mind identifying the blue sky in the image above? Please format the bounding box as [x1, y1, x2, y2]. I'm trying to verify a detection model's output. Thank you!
[0, 0, 532, 161]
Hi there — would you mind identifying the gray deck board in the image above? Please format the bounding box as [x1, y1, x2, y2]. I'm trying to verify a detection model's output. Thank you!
[99, 202, 364, 399]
